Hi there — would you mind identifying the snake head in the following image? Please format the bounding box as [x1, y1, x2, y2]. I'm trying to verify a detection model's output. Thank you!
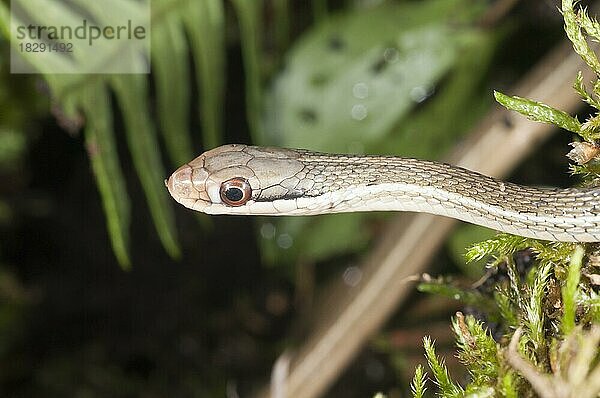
[166, 144, 305, 215]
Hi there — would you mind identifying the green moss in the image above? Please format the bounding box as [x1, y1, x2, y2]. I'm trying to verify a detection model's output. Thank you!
[410, 1, 600, 396]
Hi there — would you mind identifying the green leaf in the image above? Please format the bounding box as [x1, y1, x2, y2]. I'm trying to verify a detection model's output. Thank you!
[562, 0, 600, 75]
[423, 336, 464, 397]
[524, 262, 552, 353]
[374, 29, 497, 159]
[452, 315, 498, 385]
[494, 91, 581, 134]
[410, 364, 427, 398]
[561, 245, 584, 334]
[577, 5, 600, 40]
[231, 0, 263, 140]
[81, 82, 131, 269]
[573, 71, 600, 110]
[152, 5, 194, 166]
[265, 0, 483, 152]
[111, 75, 181, 260]
[182, 0, 225, 148]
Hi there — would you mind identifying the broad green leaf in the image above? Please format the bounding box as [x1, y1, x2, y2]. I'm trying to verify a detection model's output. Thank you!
[375, 30, 496, 158]
[264, 0, 484, 153]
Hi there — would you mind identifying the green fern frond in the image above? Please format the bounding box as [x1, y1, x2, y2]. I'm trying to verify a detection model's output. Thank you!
[0, 0, 229, 267]
[151, 3, 194, 166]
[81, 81, 132, 268]
[231, 0, 264, 140]
[111, 75, 181, 259]
[180, 0, 225, 148]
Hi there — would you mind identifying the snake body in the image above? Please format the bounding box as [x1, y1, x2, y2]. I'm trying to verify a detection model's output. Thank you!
[166, 144, 600, 242]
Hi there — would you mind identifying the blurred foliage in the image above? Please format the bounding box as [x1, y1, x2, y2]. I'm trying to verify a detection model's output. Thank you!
[260, 0, 497, 266]
[265, 0, 484, 152]
[0, 44, 48, 369]
[0, 0, 228, 268]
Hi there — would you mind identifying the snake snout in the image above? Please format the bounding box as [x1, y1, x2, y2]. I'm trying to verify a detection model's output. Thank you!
[166, 164, 210, 211]
[167, 164, 192, 196]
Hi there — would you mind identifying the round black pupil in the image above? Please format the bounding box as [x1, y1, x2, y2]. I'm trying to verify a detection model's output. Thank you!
[225, 187, 244, 202]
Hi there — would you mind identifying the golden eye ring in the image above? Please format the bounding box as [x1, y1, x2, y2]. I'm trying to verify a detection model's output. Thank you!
[219, 177, 252, 206]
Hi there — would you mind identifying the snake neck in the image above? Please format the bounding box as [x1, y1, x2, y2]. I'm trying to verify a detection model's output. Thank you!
[272, 152, 600, 242]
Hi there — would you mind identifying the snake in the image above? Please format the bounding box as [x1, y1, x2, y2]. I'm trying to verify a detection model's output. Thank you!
[165, 144, 600, 242]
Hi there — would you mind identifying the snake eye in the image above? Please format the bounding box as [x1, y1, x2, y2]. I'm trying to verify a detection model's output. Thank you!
[219, 177, 252, 206]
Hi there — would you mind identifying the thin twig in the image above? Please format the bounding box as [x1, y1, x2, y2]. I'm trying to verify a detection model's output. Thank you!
[506, 328, 558, 398]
